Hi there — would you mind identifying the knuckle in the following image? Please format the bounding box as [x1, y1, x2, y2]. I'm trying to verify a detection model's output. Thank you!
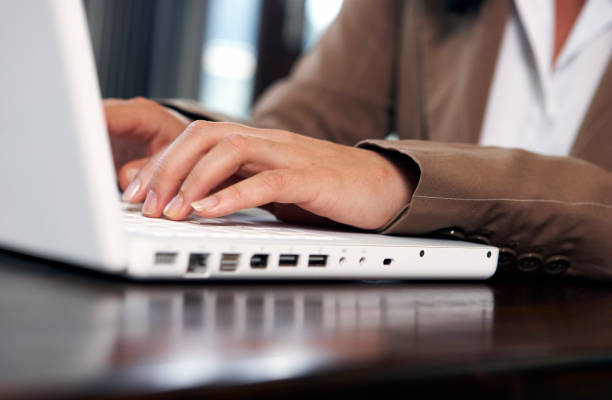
[212, 121, 234, 130]
[227, 184, 246, 203]
[261, 171, 285, 192]
[183, 120, 214, 145]
[151, 156, 171, 180]
[186, 119, 210, 133]
[222, 134, 249, 154]
[130, 96, 151, 106]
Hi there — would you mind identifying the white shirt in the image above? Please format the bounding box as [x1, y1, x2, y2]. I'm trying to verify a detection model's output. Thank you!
[479, 0, 612, 156]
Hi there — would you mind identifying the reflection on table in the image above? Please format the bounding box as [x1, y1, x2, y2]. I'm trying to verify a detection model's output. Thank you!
[1, 252, 612, 399]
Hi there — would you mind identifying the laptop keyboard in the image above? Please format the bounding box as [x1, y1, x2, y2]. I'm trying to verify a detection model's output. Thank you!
[121, 202, 344, 241]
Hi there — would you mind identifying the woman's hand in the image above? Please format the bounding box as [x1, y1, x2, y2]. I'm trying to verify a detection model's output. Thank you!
[103, 97, 191, 191]
[122, 120, 417, 230]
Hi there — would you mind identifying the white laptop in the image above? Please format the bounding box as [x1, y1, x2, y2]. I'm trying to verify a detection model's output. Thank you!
[0, 0, 498, 280]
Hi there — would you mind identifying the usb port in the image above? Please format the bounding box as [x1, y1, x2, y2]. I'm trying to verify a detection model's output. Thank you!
[250, 254, 269, 269]
[279, 254, 299, 267]
[187, 253, 208, 274]
[308, 254, 328, 267]
[220, 253, 240, 271]
[154, 252, 178, 265]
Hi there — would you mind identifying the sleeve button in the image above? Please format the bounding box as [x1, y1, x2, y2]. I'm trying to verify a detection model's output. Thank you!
[497, 247, 517, 271]
[543, 256, 571, 276]
[516, 253, 543, 273]
[467, 234, 490, 245]
[431, 227, 466, 240]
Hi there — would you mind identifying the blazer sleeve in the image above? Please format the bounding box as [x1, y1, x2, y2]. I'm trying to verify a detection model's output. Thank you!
[357, 139, 612, 281]
[160, 0, 401, 145]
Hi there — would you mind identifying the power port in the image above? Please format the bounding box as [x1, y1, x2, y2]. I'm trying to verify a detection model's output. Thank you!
[250, 254, 269, 269]
[383, 258, 393, 266]
[187, 253, 208, 274]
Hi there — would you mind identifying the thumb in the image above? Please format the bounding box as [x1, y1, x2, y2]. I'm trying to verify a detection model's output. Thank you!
[104, 98, 151, 139]
[103, 97, 188, 144]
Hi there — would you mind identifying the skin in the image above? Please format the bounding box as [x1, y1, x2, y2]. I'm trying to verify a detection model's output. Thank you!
[553, 0, 586, 65]
[105, 97, 417, 231]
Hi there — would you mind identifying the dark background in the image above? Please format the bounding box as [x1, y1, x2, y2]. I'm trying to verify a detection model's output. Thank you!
[82, 0, 333, 117]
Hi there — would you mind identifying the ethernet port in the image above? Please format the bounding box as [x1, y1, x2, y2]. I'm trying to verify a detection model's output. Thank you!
[187, 253, 208, 274]
[250, 254, 269, 269]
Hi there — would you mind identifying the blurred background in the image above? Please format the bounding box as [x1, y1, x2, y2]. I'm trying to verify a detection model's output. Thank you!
[83, 0, 343, 119]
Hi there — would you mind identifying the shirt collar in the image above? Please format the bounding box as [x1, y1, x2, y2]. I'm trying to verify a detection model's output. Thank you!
[556, 0, 612, 70]
[513, 0, 553, 86]
[513, 0, 612, 78]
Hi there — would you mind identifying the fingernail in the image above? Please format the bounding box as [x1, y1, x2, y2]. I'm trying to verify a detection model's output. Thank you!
[122, 178, 141, 202]
[191, 196, 219, 212]
[142, 190, 158, 216]
[163, 193, 184, 218]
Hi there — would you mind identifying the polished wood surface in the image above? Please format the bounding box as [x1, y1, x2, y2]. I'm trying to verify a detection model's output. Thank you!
[0, 250, 611, 399]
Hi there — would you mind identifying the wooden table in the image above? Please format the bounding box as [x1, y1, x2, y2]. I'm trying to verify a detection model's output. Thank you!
[1, 250, 610, 399]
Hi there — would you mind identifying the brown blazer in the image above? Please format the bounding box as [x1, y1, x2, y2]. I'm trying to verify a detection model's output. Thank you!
[161, 0, 612, 280]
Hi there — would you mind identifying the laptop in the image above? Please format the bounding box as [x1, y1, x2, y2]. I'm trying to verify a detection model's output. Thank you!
[0, 0, 498, 280]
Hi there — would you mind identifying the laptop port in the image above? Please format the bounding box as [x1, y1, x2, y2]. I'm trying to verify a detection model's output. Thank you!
[220, 253, 240, 271]
[250, 254, 269, 269]
[279, 254, 299, 267]
[187, 253, 209, 274]
[383, 258, 393, 266]
[154, 252, 178, 265]
[308, 254, 328, 267]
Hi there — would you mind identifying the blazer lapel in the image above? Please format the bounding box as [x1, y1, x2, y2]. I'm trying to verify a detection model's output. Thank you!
[570, 59, 612, 171]
[421, 0, 511, 144]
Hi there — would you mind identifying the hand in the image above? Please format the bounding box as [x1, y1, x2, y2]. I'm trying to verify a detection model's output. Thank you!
[124, 120, 417, 230]
[103, 97, 191, 191]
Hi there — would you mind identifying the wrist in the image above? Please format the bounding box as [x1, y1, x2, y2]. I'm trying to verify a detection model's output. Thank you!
[373, 150, 420, 230]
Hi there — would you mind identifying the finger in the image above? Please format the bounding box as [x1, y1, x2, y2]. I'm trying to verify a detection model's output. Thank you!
[118, 158, 149, 191]
[120, 149, 166, 204]
[190, 170, 317, 218]
[162, 134, 292, 220]
[146, 121, 268, 218]
[139, 121, 227, 217]
[101, 98, 123, 106]
[104, 98, 157, 139]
